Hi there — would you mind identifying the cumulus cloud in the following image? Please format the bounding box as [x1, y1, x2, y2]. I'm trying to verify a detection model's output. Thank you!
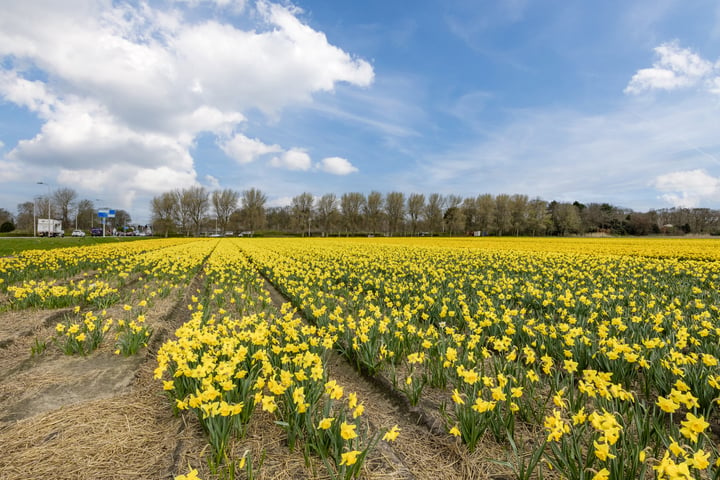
[317, 156, 358, 175]
[0, 0, 373, 212]
[625, 41, 717, 94]
[219, 133, 282, 164]
[652, 169, 720, 208]
[270, 149, 312, 171]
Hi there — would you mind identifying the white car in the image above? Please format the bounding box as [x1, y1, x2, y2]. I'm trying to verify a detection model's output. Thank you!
[71, 230, 86, 237]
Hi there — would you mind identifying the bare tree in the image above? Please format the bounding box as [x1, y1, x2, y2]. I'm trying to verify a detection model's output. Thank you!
[364, 191, 384, 234]
[526, 198, 550, 236]
[385, 192, 405, 236]
[239, 188, 266, 232]
[75, 199, 95, 230]
[113, 209, 132, 233]
[476, 193, 495, 235]
[53, 187, 78, 229]
[444, 194, 465, 235]
[179, 186, 208, 236]
[35, 196, 53, 220]
[172, 189, 191, 235]
[626, 211, 657, 235]
[291, 193, 314, 236]
[509, 194, 529, 236]
[341, 192, 366, 235]
[151, 192, 178, 237]
[550, 201, 581, 236]
[494, 194, 512, 236]
[407, 193, 425, 235]
[316, 193, 339, 236]
[212, 188, 240, 233]
[461, 197, 478, 232]
[266, 206, 292, 233]
[15, 202, 35, 232]
[424, 193, 445, 234]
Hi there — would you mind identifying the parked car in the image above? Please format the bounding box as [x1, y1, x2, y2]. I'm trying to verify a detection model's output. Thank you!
[91, 228, 103, 236]
[71, 229, 86, 237]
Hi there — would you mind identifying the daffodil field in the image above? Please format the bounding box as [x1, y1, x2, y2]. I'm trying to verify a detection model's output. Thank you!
[237, 237, 720, 480]
[2, 237, 720, 480]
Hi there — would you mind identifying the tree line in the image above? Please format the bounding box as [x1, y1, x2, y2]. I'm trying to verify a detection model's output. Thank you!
[3, 187, 719, 237]
[147, 188, 720, 237]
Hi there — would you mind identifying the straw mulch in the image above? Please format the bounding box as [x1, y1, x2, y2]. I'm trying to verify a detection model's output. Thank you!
[0, 361, 183, 479]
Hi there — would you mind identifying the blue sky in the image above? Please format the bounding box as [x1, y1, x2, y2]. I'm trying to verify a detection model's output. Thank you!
[1, 0, 719, 224]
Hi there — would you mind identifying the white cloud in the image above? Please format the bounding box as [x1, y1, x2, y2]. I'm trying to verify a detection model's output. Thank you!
[0, 0, 373, 213]
[172, 107, 245, 139]
[653, 169, 720, 207]
[625, 41, 716, 94]
[129, 166, 198, 194]
[205, 174, 221, 190]
[219, 133, 282, 164]
[318, 156, 358, 175]
[270, 149, 312, 171]
[0, 71, 57, 118]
